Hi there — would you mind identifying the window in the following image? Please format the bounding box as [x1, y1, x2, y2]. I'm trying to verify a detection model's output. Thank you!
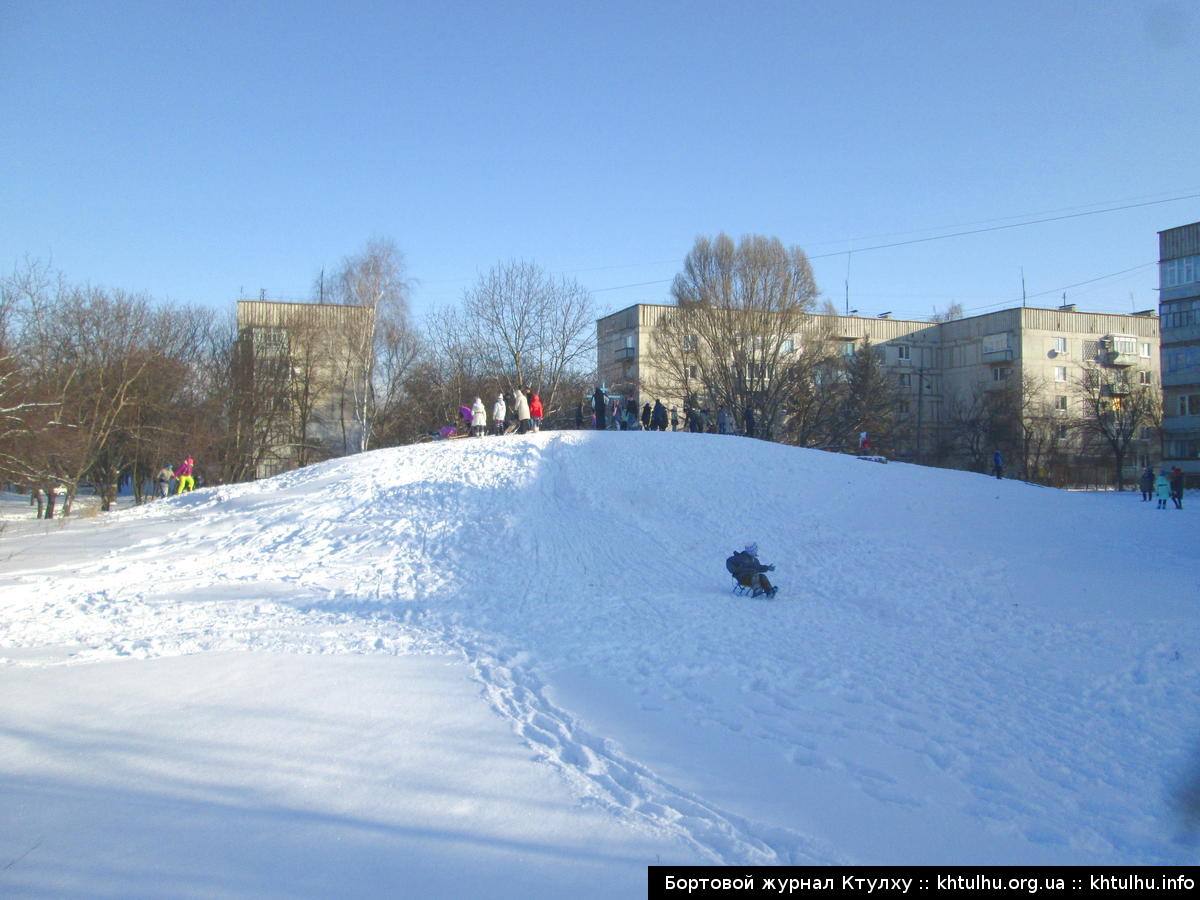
[683, 334, 697, 352]
[897, 373, 912, 387]
[1114, 337, 1137, 357]
[897, 344, 911, 361]
[1167, 437, 1200, 459]
[781, 338, 795, 354]
[1055, 395, 1068, 411]
[1162, 254, 1200, 288]
[1179, 394, 1200, 416]
[1141, 343, 1152, 358]
[1139, 370, 1152, 385]
[1053, 337, 1067, 354]
[1054, 366, 1067, 382]
[993, 367, 1012, 381]
[1057, 424, 1070, 439]
[897, 401, 910, 414]
[1161, 299, 1198, 330]
[840, 340, 856, 358]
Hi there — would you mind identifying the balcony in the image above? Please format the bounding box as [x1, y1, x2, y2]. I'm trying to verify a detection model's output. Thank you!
[613, 347, 635, 360]
[1103, 335, 1138, 366]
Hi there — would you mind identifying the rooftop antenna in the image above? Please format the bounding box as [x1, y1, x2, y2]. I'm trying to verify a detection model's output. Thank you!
[844, 250, 853, 316]
[1020, 268, 1027, 308]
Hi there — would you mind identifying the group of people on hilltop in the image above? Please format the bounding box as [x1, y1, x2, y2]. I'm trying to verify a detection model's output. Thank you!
[1141, 465, 1186, 509]
[447, 388, 544, 438]
[586, 387, 759, 436]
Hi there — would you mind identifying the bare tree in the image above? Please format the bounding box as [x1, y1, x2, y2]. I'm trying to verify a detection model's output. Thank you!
[942, 381, 1011, 474]
[459, 260, 595, 417]
[1074, 362, 1161, 491]
[649, 233, 819, 437]
[776, 322, 849, 449]
[931, 302, 964, 323]
[330, 238, 413, 452]
[228, 316, 297, 480]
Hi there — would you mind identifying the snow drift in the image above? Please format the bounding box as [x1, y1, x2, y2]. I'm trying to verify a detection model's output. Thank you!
[2, 431, 1198, 894]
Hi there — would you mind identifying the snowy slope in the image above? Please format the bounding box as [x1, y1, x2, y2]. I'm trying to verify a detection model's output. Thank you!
[2, 432, 1198, 894]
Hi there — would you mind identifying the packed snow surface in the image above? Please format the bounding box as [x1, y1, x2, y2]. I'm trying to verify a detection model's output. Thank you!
[2, 431, 1198, 895]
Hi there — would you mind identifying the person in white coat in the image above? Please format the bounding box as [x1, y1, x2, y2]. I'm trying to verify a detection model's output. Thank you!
[512, 389, 532, 434]
[470, 397, 487, 437]
[492, 394, 506, 436]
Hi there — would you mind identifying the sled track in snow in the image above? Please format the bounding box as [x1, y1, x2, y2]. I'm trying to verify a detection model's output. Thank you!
[449, 635, 846, 867]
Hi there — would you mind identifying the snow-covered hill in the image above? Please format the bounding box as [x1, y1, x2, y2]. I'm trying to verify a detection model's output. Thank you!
[2, 432, 1198, 894]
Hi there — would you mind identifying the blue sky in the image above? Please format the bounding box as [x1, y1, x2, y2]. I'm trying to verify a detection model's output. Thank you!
[2, 1, 1198, 325]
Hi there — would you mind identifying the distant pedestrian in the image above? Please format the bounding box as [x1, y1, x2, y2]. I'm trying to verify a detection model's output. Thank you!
[155, 464, 174, 499]
[992, 450, 1004, 480]
[1170, 467, 1184, 509]
[512, 389, 532, 434]
[471, 397, 487, 437]
[717, 408, 731, 435]
[670, 405, 679, 431]
[529, 392, 543, 432]
[1139, 466, 1155, 502]
[175, 457, 195, 493]
[744, 408, 756, 439]
[641, 402, 652, 430]
[651, 399, 668, 431]
[492, 393, 507, 436]
[592, 387, 607, 430]
[1155, 470, 1171, 509]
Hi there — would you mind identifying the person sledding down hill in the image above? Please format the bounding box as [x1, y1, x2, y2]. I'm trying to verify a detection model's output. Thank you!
[726, 543, 777, 598]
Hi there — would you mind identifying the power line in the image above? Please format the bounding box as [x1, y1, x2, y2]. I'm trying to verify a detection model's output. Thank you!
[796, 187, 1200, 251]
[804, 193, 1200, 262]
[954, 262, 1157, 317]
[587, 192, 1198, 310]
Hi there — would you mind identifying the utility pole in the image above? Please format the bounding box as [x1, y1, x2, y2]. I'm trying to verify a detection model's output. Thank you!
[915, 364, 925, 463]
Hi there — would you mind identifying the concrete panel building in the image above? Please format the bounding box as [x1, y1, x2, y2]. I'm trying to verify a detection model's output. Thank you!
[1159, 221, 1200, 482]
[597, 302, 1160, 481]
[234, 300, 374, 479]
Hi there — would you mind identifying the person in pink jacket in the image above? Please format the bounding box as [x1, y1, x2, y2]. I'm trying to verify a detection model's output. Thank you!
[175, 457, 195, 493]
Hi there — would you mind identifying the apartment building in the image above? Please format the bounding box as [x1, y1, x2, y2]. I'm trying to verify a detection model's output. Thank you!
[234, 300, 374, 478]
[596, 302, 1160, 479]
[1159, 221, 1200, 482]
